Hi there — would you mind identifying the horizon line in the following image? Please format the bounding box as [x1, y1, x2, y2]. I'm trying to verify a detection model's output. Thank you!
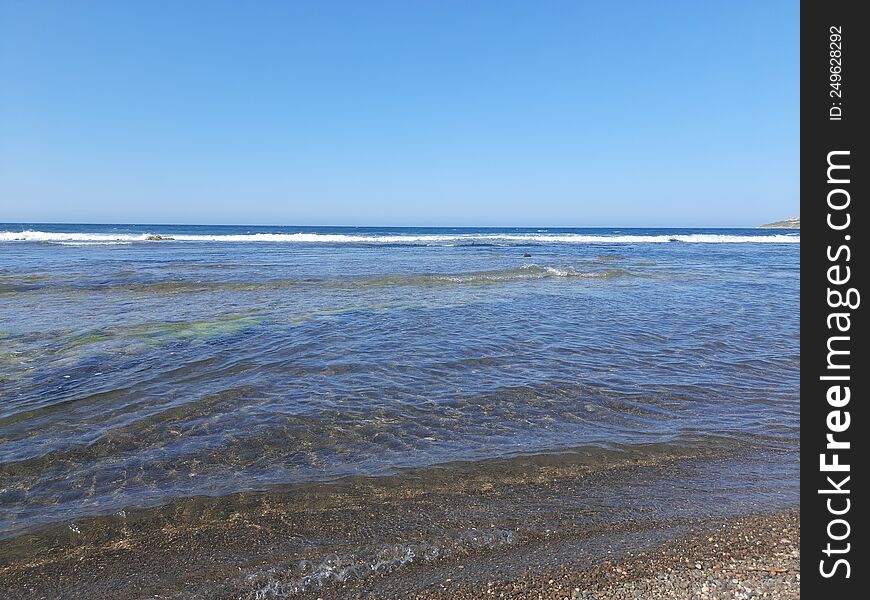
[1, 221, 796, 229]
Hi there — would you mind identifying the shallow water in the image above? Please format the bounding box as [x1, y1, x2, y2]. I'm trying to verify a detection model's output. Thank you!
[0, 224, 799, 538]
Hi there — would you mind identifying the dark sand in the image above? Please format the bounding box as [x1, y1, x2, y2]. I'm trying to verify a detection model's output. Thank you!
[414, 510, 799, 600]
[0, 449, 798, 599]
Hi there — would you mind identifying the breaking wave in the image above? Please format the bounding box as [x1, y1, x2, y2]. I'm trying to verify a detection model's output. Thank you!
[1, 230, 800, 244]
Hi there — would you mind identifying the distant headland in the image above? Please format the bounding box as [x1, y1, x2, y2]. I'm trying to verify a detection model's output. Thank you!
[759, 216, 800, 229]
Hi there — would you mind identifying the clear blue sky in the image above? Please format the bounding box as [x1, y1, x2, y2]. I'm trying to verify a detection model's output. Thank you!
[1, 0, 798, 227]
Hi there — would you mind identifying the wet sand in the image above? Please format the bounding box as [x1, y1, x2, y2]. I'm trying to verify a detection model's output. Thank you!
[414, 510, 799, 600]
[0, 449, 797, 599]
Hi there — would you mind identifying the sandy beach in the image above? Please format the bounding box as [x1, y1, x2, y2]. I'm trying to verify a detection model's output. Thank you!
[0, 448, 798, 599]
[414, 510, 799, 600]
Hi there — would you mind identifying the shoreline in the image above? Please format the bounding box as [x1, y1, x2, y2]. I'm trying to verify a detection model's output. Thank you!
[0, 448, 797, 598]
[415, 509, 800, 600]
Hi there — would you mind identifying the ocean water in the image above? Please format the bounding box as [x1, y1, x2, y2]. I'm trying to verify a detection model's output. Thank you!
[0, 224, 799, 539]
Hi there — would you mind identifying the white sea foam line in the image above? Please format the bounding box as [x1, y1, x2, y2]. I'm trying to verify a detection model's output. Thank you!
[0, 231, 151, 242]
[0, 230, 800, 244]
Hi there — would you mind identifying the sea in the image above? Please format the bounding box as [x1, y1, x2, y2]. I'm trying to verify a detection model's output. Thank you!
[0, 224, 799, 547]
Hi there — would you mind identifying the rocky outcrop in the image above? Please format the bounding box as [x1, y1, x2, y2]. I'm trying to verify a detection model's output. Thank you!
[759, 216, 800, 229]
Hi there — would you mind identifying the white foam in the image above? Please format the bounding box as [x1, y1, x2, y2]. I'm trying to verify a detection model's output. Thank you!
[1, 231, 150, 242]
[0, 230, 800, 245]
[246, 527, 514, 598]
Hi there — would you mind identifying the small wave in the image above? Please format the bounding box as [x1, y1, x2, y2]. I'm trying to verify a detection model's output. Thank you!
[1, 230, 800, 244]
[243, 527, 514, 598]
[0, 266, 630, 297]
[354, 265, 634, 287]
[1, 231, 151, 243]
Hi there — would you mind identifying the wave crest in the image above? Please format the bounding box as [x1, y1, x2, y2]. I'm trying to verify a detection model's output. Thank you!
[1, 230, 800, 244]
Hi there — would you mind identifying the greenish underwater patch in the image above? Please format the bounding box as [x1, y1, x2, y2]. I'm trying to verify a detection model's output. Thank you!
[63, 314, 262, 351]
